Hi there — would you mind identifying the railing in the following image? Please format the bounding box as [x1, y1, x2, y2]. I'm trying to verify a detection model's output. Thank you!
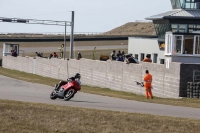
[193, 70, 200, 82]
[0, 32, 104, 36]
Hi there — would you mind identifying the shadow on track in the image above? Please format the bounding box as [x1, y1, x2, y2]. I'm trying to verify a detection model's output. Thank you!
[69, 100, 101, 104]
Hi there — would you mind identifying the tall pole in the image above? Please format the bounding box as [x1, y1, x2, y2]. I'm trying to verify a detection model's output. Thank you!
[70, 11, 75, 59]
[64, 22, 67, 59]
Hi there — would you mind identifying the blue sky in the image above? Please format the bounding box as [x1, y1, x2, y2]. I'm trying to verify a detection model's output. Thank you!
[0, 0, 171, 33]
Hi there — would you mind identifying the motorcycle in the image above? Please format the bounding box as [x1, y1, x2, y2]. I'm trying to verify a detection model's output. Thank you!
[50, 78, 81, 101]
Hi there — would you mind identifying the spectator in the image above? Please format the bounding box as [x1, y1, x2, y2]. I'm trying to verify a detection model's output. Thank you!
[175, 49, 181, 54]
[11, 50, 14, 56]
[143, 70, 153, 99]
[121, 51, 125, 61]
[49, 53, 53, 59]
[53, 52, 58, 58]
[110, 50, 116, 61]
[36, 52, 42, 57]
[116, 54, 123, 62]
[143, 55, 152, 63]
[77, 52, 82, 60]
[93, 47, 96, 60]
[126, 54, 138, 64]
[183, 48, 187, 54]
[13, 50, 17, 57]
[117, 50, 121, 56]
[121, 51, 125, 56]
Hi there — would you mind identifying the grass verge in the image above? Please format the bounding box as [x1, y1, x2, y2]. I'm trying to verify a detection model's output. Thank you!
[0, 67, 200, 108]
[0, 99, 200, 133]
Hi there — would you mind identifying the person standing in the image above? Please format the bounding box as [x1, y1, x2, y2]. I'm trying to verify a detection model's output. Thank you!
[77, 52, 82, 60]
[121, 51, 125, 61]
[143, 70, 153, 99]
[110, 50, 116, 61]
[93, 47, 96, 60]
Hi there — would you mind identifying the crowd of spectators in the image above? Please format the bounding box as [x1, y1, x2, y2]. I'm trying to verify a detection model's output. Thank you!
[110, 50, 125, 62]
[48, 51, 82, 60]
[49, 52, 58, 59]
[111, 50, 152, 64]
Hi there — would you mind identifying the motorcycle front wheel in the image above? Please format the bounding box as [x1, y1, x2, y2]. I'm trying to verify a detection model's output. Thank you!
[64, 88, 76, 101]
[50, 90, 57, 100]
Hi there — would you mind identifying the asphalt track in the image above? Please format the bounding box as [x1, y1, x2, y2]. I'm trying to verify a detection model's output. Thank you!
[0, 45, 128, 54]
[1, 75, 200, 119]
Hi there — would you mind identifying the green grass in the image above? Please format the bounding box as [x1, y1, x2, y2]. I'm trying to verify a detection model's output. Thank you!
[0, 99, 200, 133]
[0, 67, 200, 108]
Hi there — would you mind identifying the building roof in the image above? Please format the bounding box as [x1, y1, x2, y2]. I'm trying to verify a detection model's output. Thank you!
[146, 9, 200, 20]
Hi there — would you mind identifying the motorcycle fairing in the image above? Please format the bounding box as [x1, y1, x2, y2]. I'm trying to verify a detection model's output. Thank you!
[57, 88, 65, 98]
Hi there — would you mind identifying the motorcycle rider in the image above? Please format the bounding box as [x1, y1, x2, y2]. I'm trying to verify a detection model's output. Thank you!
[55, 73, 81, 91]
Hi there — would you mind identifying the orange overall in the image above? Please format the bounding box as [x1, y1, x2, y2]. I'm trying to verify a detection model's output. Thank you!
[143, 73, 153, 99]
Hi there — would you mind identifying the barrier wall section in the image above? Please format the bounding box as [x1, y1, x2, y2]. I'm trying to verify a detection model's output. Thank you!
[2, 56, 182, 98]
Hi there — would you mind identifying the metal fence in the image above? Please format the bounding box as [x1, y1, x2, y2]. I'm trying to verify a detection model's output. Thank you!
[0, 32, 104, 36]
[193, 70, 200, 82]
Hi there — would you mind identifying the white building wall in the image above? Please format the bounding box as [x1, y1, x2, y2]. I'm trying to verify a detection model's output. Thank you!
[128, 37, 165, 64]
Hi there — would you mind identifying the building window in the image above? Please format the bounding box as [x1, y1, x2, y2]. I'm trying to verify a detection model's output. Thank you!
[171, 24, 188, 33]
[188, 24, 200, 33]
[194, 36, 200, 54]
[174, 36, 183, 54]
[165, 35, 184, 55]
[153, 54, 158, 63]
[140, 53, 144, 61]
[160, 59, 165, 64]
[135, 54, 138, 60]
[171, 0, 200, 9]
[165, 33, 200, 55]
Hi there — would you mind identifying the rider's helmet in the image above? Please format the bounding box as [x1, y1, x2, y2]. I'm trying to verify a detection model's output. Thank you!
[74, 73, 81, 79]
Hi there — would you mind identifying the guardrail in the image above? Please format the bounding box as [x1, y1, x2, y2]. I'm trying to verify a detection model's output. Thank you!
[0, 32, 104, 36]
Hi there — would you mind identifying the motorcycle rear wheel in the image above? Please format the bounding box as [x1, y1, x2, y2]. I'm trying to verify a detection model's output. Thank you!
[64, 88, 76, 101]
[50, 90, 57, 100]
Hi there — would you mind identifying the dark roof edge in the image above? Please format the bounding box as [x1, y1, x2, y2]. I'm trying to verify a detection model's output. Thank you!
[164, 16, 200, 19]
[128, 35, 157, 39]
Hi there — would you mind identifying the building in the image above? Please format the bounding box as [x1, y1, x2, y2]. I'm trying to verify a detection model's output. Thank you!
[128, 0, 200, 64]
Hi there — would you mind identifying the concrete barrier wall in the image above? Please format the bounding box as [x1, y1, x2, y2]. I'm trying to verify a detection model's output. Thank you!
[2, 56, 181, 98]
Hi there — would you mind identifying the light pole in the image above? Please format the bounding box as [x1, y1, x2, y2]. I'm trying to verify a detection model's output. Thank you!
[64, 22, 67, 59]
[0, 15, 74, 59]
[70, 11, 75, 59]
